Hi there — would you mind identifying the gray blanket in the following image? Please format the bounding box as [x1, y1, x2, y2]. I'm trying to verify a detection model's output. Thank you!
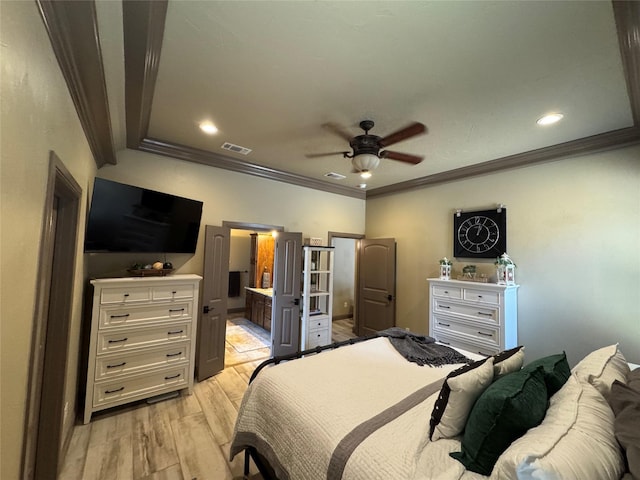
[378, 327, 471, 366]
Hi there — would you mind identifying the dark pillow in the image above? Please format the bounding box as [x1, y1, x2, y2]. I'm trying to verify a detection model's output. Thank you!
[521, 352, 571, 396]
[609, 369, 640, 478]
[449, 366, 548, 476]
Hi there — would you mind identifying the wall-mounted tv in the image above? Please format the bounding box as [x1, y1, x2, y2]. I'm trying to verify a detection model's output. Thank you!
[84, 178, 203, 254]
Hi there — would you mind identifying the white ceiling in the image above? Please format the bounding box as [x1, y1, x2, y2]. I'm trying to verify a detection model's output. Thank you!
[98, 1, 635, 194]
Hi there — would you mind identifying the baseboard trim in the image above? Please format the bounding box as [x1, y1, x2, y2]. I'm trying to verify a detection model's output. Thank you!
[332, 314, 352, 321]
[227, 307, 246, 314]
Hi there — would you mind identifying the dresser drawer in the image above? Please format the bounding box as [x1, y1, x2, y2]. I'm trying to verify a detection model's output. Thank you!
[97, 322, 191, 354]
[152, 283, 195, 301]
[94, 342, 190, 381]
[99, 302, 192, 329]
[100, 286, 150, 305]
[463, 288, 500, 305]
[308, 315, 329, 331]
[433, 300, 499, 325]
[432, 314, 499, 347]
[432, 285, 462, 299]
[434, 333, 500, 357]
[92, 365, 189, 407]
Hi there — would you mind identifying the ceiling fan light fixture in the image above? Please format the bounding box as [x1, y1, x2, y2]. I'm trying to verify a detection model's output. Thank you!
[352, 153, 380, 175]
[536, 113, 563, 126]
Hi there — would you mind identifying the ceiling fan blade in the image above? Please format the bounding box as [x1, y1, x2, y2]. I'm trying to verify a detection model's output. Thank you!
[321, 122, 354, 142]
[305, 151, 348, 158]
[380, 150, 424, 165]
[379, 122, 427, 147]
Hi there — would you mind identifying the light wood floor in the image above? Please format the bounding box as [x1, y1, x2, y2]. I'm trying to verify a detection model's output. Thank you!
[59, 318, 356, 480]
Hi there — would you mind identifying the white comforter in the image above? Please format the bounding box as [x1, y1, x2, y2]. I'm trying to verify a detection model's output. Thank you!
[230, 337, 487, 480]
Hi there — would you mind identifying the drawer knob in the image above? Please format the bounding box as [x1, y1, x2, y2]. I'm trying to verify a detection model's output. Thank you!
[105, 386, 124, 394]
[110, 313, 130, 319]
[478, 331, 493, 337]
[440, 340, 450, 345]
[172, 291, 177, 294]
[169, 308, 185, 313]
[165, 373, 181, 380]
[108, 337, 128, 344]
[477, 295, 483, 298]
[444, 291, 449, 294]
[438, 322, 450, 327]
[166, 352, 182, 357]
[478, 312, 492, 317]
[440, 305, 450, 309]
[168, 330, 184, 335]
[106, 362, 126, 369]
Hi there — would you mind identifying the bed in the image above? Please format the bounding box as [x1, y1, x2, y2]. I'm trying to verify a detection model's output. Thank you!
[229, 334, 637, 480]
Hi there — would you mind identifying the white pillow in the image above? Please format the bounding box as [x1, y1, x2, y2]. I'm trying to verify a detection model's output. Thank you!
[494, 346, 525, 379]
[429, 357, 494, 441]
[492, 374, 624, 480]
[572, 344, 630, 399]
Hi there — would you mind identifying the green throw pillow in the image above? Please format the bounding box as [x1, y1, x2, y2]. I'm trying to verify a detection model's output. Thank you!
[450, 366, 548, 476]
[521, 352, 571, 395]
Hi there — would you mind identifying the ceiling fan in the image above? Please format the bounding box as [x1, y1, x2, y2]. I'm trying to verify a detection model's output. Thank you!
[308, 120, 427, 177]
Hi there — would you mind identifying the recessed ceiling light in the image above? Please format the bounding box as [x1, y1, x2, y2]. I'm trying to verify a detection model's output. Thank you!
[358, 183, 367, 189]
[536, 113, 564, 126]
[199, 121, 218, 134]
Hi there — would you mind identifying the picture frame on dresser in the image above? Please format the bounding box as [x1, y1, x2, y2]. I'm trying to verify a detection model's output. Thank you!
[427, 278, 519, 356]
[82, 274, 201, 423]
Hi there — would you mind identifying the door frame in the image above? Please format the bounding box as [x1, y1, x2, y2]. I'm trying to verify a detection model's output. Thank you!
[328, 232, 364, 334]
[21, 152, 81, 479]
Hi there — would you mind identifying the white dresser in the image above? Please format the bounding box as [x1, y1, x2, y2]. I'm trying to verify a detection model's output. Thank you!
[427, 278, 518, 356]
[83, 274, 201, 423]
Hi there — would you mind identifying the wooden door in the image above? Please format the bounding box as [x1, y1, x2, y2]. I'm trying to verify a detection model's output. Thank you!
[196, 225, 230, 381]
[271, 232, 302, 356]
[357, 238, 396, 336]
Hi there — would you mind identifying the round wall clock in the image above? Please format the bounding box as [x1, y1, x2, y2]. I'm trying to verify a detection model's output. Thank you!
[453, 208, 507, 258]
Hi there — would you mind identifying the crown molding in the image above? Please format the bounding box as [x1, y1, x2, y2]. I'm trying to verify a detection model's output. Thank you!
[366, 127, 640, 199]
[139, 138, 366, 199]
[36, 0, 116, 167]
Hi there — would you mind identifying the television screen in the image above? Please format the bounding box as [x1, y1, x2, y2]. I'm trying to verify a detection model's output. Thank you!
[84, 178, 203, 253]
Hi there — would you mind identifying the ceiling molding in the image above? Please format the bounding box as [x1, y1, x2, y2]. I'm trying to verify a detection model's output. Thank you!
[36, 0, 116, 167]
[123, 0, 168, 149]
[139, 138, 366, 199]
[613, 0, 640, 125]
[367, 127, 640, 199]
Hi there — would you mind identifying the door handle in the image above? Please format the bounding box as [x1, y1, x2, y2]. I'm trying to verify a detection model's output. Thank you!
[293, 298, 300, 306]
[387, 294, 393, 302]
[203, 305, 210, 314]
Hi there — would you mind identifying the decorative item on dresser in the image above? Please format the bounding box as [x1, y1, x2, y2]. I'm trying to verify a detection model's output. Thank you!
[439, 257, 452, 280]
[83, 274, 201, 424]
[428, 278, 519, 356]
[300, 246, 334, 350]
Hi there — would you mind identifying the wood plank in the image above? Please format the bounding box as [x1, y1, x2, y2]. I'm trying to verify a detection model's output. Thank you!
[172, 413, 233, 480]
[138, 464, 184, 480]
[194, 377, 238, 445]
[214, 366, 249, 408]
[57, 422, 91, 479]
[88, 408, 135, 446]
[82, 433, 133, 480]
[150, 390, 202, 423]
[132, 403, 179, 478]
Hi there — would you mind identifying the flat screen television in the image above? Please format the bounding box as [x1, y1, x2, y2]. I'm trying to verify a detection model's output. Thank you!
[84, 178, 203, 253]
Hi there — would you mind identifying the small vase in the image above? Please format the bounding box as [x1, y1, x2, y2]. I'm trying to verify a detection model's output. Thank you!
[505, 264, 515, 285]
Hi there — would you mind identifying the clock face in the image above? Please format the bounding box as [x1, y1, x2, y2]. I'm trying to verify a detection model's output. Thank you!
[457, 216, 500, 253]
[453, 209, 506, 258]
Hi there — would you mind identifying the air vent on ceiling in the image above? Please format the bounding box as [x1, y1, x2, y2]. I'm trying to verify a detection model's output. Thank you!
[324, 172, 346, 180]
[221, 142, 252, 155]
